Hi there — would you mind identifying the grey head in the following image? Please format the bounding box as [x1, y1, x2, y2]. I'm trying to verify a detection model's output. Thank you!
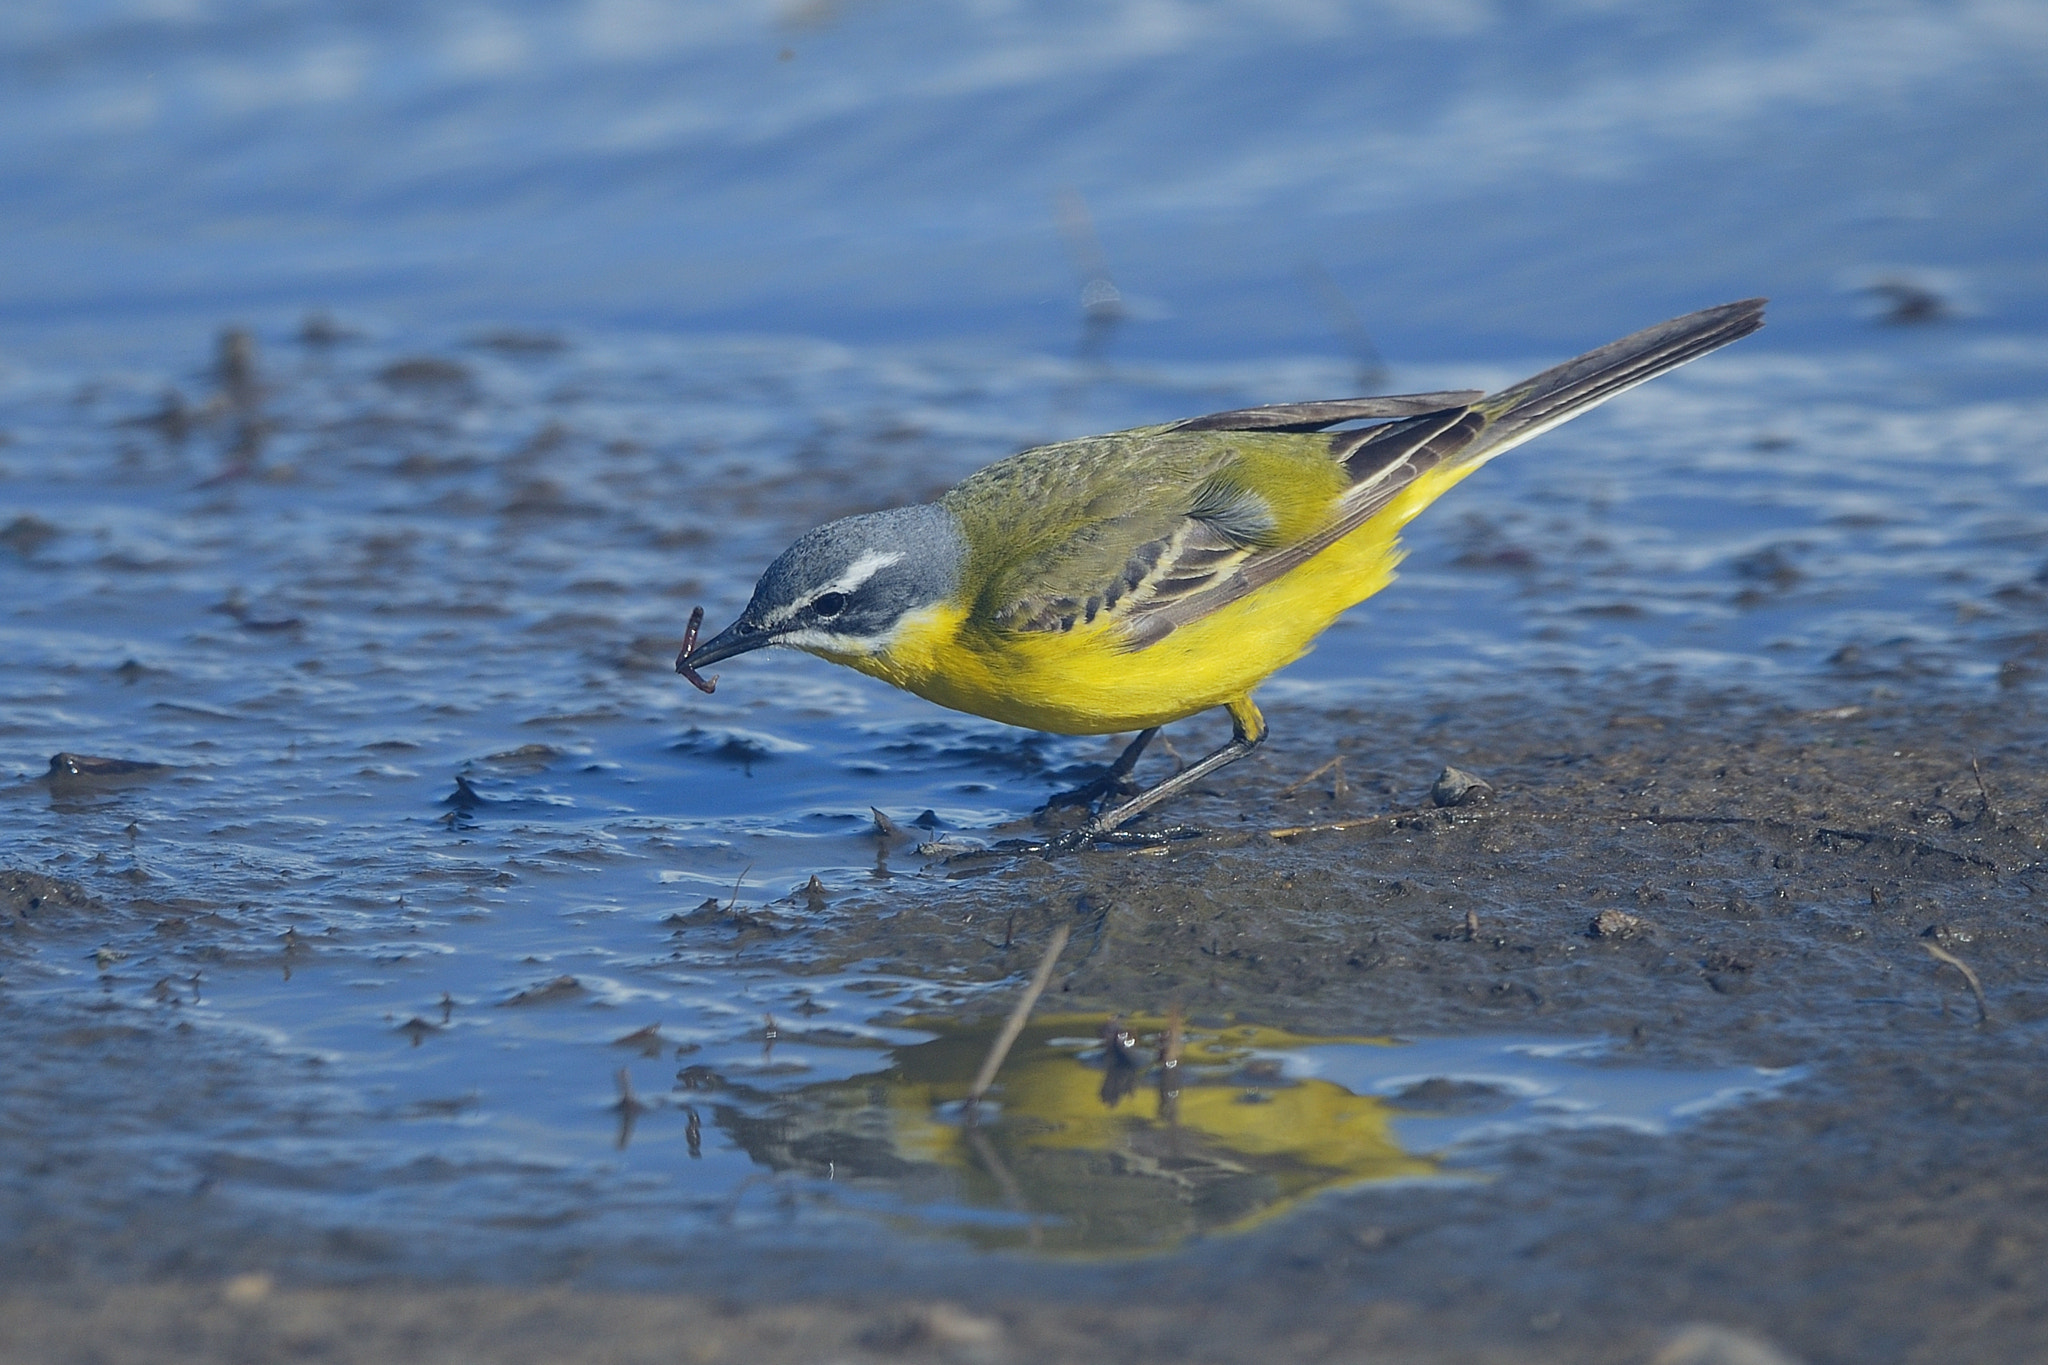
[681, 503, 966, 670]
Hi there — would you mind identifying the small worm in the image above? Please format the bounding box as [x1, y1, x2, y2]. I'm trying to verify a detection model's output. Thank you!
[675, 606, 717, 694]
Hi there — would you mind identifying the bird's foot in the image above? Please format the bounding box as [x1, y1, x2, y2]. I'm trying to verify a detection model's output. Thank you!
[1040, 824, 1100, 855]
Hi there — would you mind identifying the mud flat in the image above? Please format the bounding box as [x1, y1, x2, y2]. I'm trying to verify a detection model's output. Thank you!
[6, 683, 2045, 1364]
[6, 1, 2048, 1354]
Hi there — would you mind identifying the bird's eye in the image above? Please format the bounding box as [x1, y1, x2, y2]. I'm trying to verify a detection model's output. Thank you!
[812, 591, 847, 618]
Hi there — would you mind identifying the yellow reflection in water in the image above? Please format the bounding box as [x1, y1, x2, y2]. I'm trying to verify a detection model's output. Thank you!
[729, 1015, 1436, 1255]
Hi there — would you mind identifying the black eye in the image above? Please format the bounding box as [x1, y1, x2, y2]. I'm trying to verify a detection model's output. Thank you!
[812, 591, 847, 618]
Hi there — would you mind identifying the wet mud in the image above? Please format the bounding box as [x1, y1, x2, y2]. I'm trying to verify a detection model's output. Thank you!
[9, 2, 2048, 1355]
[7, 685, 2047, 1364]
[6, 318, 2048, 1364]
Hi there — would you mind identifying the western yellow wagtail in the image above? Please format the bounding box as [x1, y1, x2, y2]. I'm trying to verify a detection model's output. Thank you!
[679, 299, 1764, 845]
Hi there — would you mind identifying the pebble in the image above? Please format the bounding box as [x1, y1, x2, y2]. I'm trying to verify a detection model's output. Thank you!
[1431, 766, 1494, 807]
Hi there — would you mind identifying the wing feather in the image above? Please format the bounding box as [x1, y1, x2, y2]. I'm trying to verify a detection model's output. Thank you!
[980, 401, 1489, 643]
[977, 391, 1489, 639]
[1120, 406, 1485, 647]
[1166, 391, 1484, 433]
[971, 300, 1764, 650]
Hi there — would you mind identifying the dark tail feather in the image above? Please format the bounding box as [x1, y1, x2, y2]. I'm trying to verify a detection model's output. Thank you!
[1470, 298, 1766, 461]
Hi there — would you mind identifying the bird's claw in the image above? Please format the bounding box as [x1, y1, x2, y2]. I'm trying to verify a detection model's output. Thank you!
[1042, 825, 1102, 855]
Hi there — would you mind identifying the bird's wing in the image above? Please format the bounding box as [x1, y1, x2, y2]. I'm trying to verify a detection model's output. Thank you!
[1119, 404, 1489, 646]
[979, 472, 1283, 635]
[952, 428, 1245, 635]
[963, 298, 1765, 650]
[1162, 391, 1484, 433]
[1112, 297, 1769, 646]
[953, 390, 1485, 640]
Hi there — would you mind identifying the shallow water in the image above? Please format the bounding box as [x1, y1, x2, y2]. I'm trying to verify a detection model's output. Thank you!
[2, 0, 2046, 1307]
[4, 1, 2044, 352]
[1, 321, 2040, 1271]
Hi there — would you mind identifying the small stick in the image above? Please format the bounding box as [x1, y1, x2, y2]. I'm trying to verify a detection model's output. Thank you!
[1922, 941, 1990, 1024]
[1268, 812, 1393, 840]
[1281, 756, 1346, 797]
[966, 924, 1071, 1111]
[675, 607, 718, 693]
[1971, 755, 1998, 823]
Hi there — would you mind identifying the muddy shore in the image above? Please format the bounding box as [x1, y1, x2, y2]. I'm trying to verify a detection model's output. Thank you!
[6, 684, 2045, 1364]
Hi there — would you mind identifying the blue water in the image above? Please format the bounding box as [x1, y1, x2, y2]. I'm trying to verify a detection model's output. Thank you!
[1, 0, 2044, 1276]
[2, 1, 2043, 355]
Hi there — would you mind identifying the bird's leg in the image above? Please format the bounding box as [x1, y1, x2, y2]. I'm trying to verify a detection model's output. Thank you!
[1092, 725, 1161, 801]
[1057, 699, 1266, 847]
[1040, 726, 1160, 812]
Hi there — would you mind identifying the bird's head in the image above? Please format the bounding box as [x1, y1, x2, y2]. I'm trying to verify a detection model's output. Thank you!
[680, 503, 965, 672]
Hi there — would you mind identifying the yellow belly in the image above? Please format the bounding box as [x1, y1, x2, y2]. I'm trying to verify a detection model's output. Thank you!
[817, 461, 1480, 735]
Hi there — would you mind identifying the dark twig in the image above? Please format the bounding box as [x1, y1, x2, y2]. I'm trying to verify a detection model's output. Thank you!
[1266, 806, 2001, 871]
[1971, 755, 1998, 824]
[966, 924, 1071, 1111]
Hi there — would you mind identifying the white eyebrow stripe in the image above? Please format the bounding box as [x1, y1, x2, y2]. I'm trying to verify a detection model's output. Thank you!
[822, 549, 905, 598]
[758, 549, 906, 629]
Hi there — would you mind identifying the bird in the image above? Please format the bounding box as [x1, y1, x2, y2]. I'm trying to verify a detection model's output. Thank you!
[678, 298, 1765, 846]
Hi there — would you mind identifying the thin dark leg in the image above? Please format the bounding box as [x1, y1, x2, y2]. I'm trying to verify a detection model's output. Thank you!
[1040, 726, 1161, 812]
[1103, 726, 1161, 786]
[1051, 700, 1266, 849]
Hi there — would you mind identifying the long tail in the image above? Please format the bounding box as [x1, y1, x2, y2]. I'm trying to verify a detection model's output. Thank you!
[1463, 297, 1767, 465]
[1123, 300, 1767, 646]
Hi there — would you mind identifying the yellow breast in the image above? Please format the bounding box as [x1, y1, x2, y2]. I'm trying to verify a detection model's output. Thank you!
[814, 460, 1483, 736]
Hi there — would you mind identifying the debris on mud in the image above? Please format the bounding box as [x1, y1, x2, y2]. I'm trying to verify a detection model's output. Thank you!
[1430, 766, 1493, 808]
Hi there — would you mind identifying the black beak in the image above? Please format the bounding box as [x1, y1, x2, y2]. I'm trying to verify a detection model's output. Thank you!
[675, 606, 768, 694]
[682, 618, 768, 670]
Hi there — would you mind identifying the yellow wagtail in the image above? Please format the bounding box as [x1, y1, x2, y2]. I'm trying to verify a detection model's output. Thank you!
[679, 299, 1765, 844]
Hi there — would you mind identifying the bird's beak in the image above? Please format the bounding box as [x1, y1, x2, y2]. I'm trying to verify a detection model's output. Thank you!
[678, 616, 768, 672]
